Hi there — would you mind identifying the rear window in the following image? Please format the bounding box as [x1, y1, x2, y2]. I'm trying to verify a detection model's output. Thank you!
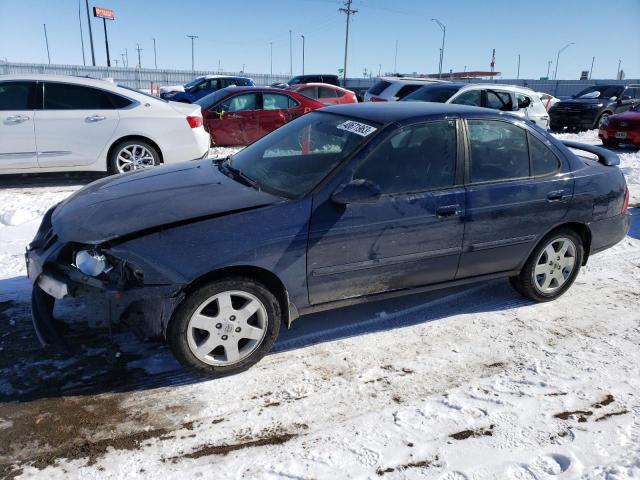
[403, 85, 461, 103]
[368, 80, 391, 95]
[395, 84, 422, 99]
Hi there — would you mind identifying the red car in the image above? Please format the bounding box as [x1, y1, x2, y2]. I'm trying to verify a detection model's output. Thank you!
[289, 83, 358, 105]
[197, 86, 325, 146]
[599, 104, 640, 147]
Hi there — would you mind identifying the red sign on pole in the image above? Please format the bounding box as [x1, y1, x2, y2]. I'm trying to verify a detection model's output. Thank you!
[93, 6, 114, 20]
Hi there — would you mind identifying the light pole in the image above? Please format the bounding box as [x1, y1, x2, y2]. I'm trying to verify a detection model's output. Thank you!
[378, 64, 381, 76]
[269, 42, 273, 76]
[546, 60, 552, 78]
[589, 56, 595, 79]
[431, 18, 446, 77]
[85, 0, 96, 66]
[43, 24, 51, 64]
[516, 53, 520, 80]
[617, 59, 622, 80]
[187, 34, 198, 73]
[300, 34, 305, 75]
[394, 39, 398, 73]
[152, 37, 157, 69]
[289, 29, 293, 76]
[553, 42, 574, 80]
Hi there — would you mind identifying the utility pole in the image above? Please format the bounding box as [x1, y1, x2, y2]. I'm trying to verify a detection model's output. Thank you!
[289, 30, 293, 76]
[553, 42, 574, 80]
[242, 63, 245, 73]
[43, 24, 51, 64]
[516, 53, 520, 80]
[300, 34, 305, 75]
[114, 59, 119, 67]
[187, 35, 198, 73]
[78, 0, 86, 66]
[617, 59, 622, 80]
[121, 52, 126, 67]
[136, 43, 143, 68]
[85, 0, 95, 66]
[589, 56, 595, 79]
[378, 64, 381, 76]
[152, 38, 157, 69]
[431, 18, 446, 76]
[393, 39, 398, 73]
[546, 60, 552, 78]
[101, 17, 111, 67]
[124, 48, 128, 67]
[269, 42, 273, 76]
[339, 0, 357, 84]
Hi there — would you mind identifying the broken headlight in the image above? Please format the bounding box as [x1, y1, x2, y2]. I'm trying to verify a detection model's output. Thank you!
[74, 250, 112, 277]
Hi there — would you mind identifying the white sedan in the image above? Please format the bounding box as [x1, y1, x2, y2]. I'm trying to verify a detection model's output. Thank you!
[0, 74, 210, 174]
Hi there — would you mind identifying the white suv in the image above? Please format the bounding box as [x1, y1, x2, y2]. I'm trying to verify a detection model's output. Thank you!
[364, 77, 446, 102]
[402, 83, 550, 129]
[0, 74, 210, 174]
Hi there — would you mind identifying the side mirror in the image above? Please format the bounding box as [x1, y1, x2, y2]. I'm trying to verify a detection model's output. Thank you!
[331, 179, 381, 205]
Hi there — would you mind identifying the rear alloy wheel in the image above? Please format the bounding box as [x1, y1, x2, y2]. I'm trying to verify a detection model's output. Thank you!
[109, 140, 160, 174]
[168, 278, 281, 377]
[510, 229, 583, 302]
[596, 112, 611, 129]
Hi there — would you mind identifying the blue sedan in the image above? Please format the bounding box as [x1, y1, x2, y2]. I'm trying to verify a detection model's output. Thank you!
[160, 75, 254, 103]
[27, 103, 631, 376]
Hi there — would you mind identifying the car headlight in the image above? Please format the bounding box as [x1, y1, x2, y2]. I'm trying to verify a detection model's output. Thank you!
[75, 250, 111, 277]
[586, 104, 604, 109]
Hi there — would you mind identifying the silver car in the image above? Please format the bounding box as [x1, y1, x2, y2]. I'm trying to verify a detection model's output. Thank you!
[403, 83, 550, 129]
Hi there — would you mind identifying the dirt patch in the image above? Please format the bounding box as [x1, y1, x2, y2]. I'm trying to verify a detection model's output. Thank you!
[554, 410, 593, 422]
[450, 425, 494, 440]
[175, 430, 297, 460]
[376, 457, 437, 476]
[486, 362, 505, 368]
[592, 394, 615, 408]
[595, 410, 629, 422]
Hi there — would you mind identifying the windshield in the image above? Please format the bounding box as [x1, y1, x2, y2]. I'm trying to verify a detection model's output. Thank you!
[402, 85, 461, 103]
[196, 88, 231, 108]
[184, 76, 205, 90]
[224, 112, 379, 198]
[576, 85, 624, 99]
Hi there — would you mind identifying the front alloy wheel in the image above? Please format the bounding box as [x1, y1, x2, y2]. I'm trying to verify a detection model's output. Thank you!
[108, 139, 160, 174]
[169, 278, 281, 376]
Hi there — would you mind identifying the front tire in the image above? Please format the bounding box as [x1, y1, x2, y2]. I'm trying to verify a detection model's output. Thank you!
[595, 112, 611, 129]
[108, 139, 160, 174]
[168, 278, 281, 377]
[510, 229, 583, 302]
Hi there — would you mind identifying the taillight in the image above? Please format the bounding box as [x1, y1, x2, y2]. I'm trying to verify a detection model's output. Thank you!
[622, 187, 629, 214]
[369, 96, 387, 102]
[186, 115, 202, 128]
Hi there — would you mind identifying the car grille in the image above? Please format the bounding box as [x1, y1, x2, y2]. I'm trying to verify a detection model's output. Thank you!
[554, 105, 586, 113]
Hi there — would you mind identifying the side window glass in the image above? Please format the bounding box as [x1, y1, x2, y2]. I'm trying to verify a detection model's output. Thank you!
[287, 96, 300, 108]
[450, 90, 482, 107]
[354, 120, 457, 194]
[468, 120, 529, 182]
[529, 133, 561, 176]
[516, 93, 532, 110]
[263, 93, 291, 110]
[221, 93, 258, 112]
[486, 90, 513, 111]
[299, 87, 318, 99]
[44, 83, 114, 109]
[319, 87, 338, 98]
[0, 82, 36, 110]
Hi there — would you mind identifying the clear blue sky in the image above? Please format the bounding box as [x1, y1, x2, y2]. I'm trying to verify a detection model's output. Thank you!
[1, 0, 638, 79]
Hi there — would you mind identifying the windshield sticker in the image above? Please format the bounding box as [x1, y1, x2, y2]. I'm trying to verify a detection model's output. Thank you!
[337, 120, 377, 137]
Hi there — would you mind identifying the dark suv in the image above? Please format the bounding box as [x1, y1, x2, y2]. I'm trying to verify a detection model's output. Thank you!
[549, 84, 640, 131]
[285, 74, 340, 87]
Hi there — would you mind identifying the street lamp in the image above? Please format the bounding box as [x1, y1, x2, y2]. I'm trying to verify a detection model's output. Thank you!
[431, 18, 446, 77]
[187, 34, 198, 73]
[553, 42, 574, 80]
[300, 34, 305, 75]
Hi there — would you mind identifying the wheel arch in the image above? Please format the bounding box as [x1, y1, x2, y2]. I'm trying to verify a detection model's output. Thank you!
[175, 265, 295, 335]
[524, 222, 593, 269]
[106, 135, 164, 170]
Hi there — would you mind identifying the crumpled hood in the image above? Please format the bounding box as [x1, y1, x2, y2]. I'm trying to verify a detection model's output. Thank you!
[52, 160, 280, 244]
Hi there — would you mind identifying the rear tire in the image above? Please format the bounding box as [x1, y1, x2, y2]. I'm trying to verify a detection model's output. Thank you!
[168, 278, 281, 377]
[595, 112, 611, 129]
[108, 139, 161, 174]
[510, 228, 583, 302]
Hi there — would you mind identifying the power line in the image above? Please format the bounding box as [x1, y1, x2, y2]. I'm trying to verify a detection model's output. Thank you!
[339, 0, 357, 83]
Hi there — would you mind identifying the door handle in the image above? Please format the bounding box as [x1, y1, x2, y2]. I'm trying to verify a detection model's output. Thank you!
[5, 115, 30, 124]
[436, 205, 461, 218]
[86, 115, 106, 122]
[546, 190, 566, 202]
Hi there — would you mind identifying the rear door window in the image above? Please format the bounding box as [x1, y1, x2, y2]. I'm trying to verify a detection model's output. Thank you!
[0, 81, 37, 110]
[319, 87, 338, 98]
[467, 120, 529, 183]
[263, 93, 292, 110]
[368, 80, 391, 95]
[395, 84, 422, 99]
[528, 133, 561, 176]
[299, 87, 318, 99]
[450, 89, 482, 107]
[44, 83, 118, 109]
[221, 93, 259, 112]
[486, 90, 513, 111]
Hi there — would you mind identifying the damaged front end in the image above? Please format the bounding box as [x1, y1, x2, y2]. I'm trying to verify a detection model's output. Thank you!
[26, 206, 184, 349]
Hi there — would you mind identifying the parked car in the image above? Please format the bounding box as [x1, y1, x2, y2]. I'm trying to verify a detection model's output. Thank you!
[272, 74, 341, 88]
[289, 83, 358, 105]
[364, 77, 445, 102]
[549, 84, 640, 131]
[28, 103, 630, 377]
[160, 75, 254, 103]
[196, 86, 325, 146]
[402, 83, 550, 129]
[598, 103, 640, 147]
[0, 75, 209, 174]
[537, 92, 560, 110]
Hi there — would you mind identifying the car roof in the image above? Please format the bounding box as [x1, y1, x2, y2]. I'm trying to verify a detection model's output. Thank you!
[321, 102, 513, 124]
[200, 74, 252, 80]
[380, 77, 447, 84]
[456, 83, 537, 94]
[293, 82, 347, 89]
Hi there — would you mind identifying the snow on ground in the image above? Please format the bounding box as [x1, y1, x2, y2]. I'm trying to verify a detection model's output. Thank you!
[0, 133, 639, 479]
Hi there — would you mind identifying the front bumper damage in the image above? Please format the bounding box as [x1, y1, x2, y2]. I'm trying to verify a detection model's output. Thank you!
[26, 244, 185, 349]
